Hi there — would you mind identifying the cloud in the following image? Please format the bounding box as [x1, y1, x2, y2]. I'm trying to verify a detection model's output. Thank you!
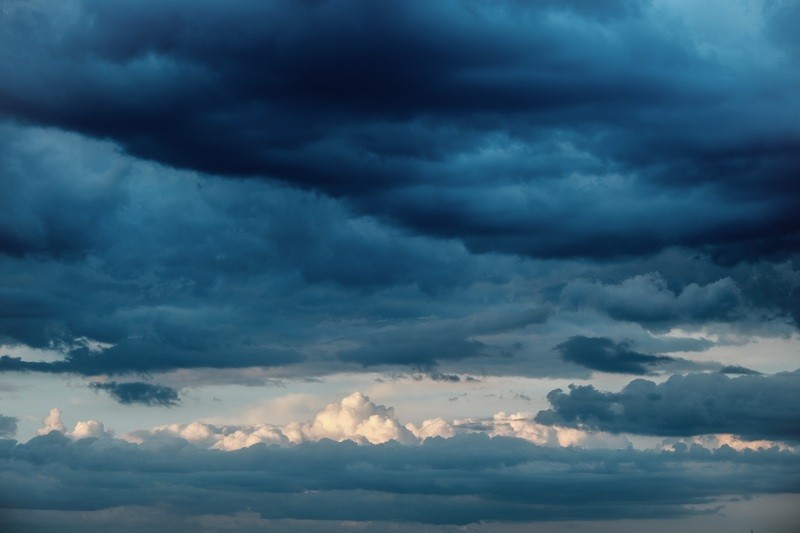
[89, 381, 180, 407]
[0, 3, 798, 384]
[35, 407, 111, 440]
[338, 307, 551, 367]
[556, 336, 675, 374]
[0, 415, 17, 439]
[561, 273, 744, 326]
[36, 407, 66, 436]
[284, 392, 418, 445]
[0, 0, 797, 261]
[720, 365, 761, 375]
[535, 370, 800, 441]
[1, 425, 798, 526]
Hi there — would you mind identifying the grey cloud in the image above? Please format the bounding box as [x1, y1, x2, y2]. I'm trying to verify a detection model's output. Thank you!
[536, 370, 800, 441]
[556, 336, 675, 375]
[720, 365, 761, 375]
[0, 415, 17, 439]
[338, 307, 551, 367]
[0, 124, 519, 376]
[0, 0, 797, 260]
[0, 430, 798, 526]
[89, 381, 180, 407]
[561, 273, 743, 326]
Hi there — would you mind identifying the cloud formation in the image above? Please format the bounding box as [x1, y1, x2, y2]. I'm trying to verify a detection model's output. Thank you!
[561, 273, 744, 326]
[89, 381, 180, 407]
[0, 0, 798, 261]
[0, 415, 17, 439]
[536, 370, 800, 441]
[0, 394, 800, 524]
[556, 336, 675, 374]
[1, 1, 799, 529]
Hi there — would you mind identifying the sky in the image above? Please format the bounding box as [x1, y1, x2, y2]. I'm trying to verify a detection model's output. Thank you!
[0, 0, 799, 531]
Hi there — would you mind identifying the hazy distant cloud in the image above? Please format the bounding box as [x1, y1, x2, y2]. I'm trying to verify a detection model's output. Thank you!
[89, 382, 180, 407]
[536, 370, 800, 441]
[720, 365, 761, 375]
[0, 414, 17, 438]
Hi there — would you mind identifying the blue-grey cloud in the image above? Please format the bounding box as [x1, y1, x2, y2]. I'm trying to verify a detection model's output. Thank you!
[89, 381, 180, 407]
[0, 1, 798, 385]
[0, 415, 17, 439]
[719, 365, 762, 375]
[560, 274, 744, 326]
[0, 0, 797, 261]
[556, 336, 675, 375]
[0, 431, 798, 526]
[0, 122, 794, 383]
[536, 370, 800, 441]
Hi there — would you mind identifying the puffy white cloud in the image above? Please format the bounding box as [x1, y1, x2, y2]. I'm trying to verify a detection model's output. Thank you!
[485, 412, 560, 446]
[212, 425, 289, 451]
[71, 419, 110, 440]
[284, 392, 418, 445]
[37, 407, 112, 440]
[406, 417, 455, 440]
[37, 407, 66, 435]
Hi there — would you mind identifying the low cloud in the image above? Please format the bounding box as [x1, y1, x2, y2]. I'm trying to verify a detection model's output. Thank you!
[1, 426, 798, 526]
[556, 336, 675, 374]
[0, 414, 17, 438]
[89, 381, 180, 407]
[536, 370, 800, 441]
[36, 407, 111, 440]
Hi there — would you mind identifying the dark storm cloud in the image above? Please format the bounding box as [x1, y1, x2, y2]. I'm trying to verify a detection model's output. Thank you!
[1, 1, 799, 380]
[89, 381, 180, 407]
[536, 370, 800, 441]
[0, 415, 17, 439]
[338, 307, 551, 367]
[556, 336, 674, 375]
[1, 124, 589, 379]
[1, 0, 798, 260]
[0, 432, 798, 525]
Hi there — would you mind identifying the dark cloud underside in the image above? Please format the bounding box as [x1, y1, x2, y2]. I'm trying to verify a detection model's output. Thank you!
[0, 0, 798, 260]
[536, 371, 800, 441]
[0, 0, 798, 382]
[556, 336, 674, 375]
[89, 381, 180, 407]
[1, 432, 798, 525]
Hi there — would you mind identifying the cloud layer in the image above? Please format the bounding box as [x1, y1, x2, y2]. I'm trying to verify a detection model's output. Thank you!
[1, 391, 798, 527]
[1, 0, 799, 261]
[536, 370, 800, 441]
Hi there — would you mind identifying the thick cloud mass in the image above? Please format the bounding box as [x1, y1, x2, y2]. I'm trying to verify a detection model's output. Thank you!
[0, 0, 798, 382]
[0, 0, 798, 260]
[557, 336, 675, 374]
[1, 430, 798, 526]
[536, 371, 800, 441]
[1, 2, 800, 529]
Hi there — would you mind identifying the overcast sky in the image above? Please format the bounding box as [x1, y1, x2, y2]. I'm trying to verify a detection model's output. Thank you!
[1, 0, 799, 531]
